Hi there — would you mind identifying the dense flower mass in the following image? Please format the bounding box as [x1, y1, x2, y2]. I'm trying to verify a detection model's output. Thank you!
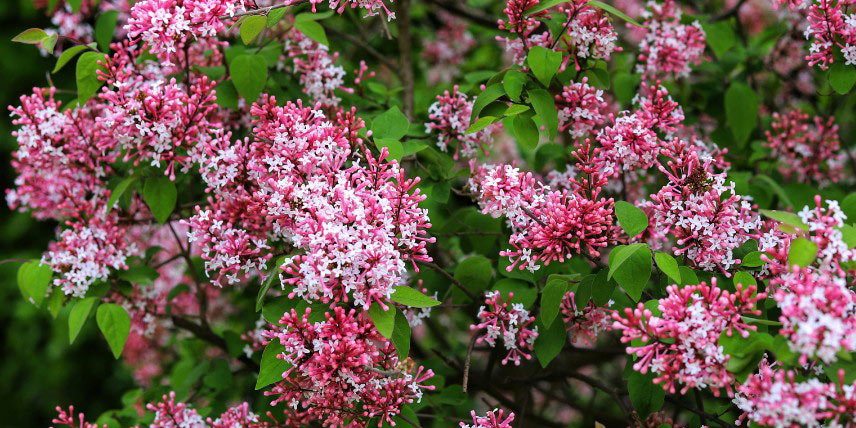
[262, 307, 434, 426]
[9, 0, 856, 426]
[764, 109, 845, 186]
[471, 291, 539, 365]
[612, 279, 766, 396]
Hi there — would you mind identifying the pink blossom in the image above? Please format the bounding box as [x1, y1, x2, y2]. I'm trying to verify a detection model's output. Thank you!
[263, 307, 434, 427]
[51, 406, 105, 428]
[425, 85, 499, 159]
[422, 12, 476, 84]
[636, 0, 706, 78]
[775, 266, 856, 364]
[561, 291, 612, 346]
[555, 77, 608, 138]
[649, 140, 761, 274]
[471, 291, 539, 365]
[734, 359, 856, 427]
[285, 30, 353, 106]
[764, 110, 845, 186]
[804, 0, 856, 69]
[460, 408, 516, 428]
[612, 278, 766, 396]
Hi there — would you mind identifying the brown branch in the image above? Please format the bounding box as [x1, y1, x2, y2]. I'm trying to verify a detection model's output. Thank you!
[171, 315, 260, 371]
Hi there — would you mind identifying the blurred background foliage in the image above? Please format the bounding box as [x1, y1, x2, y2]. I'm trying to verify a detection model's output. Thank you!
[0, 2, 136, 426]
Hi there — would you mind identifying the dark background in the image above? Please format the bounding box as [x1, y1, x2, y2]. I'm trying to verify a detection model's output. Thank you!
[0, 1, 135, 426]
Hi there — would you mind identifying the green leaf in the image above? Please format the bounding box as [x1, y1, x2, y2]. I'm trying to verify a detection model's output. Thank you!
[105, 177, 136, 214]
[608, 244, 652, 301]
[257, 256, 287, 311]
[613, 72, 640, 106]
[41, 34, 58, 53]
[372, 106, 410, 140]
[725, 82, 758, 147]
[118, 265, 159, 285]
[840, 224, 856, 248]
[240, 15, 267, 45]
[96, 303, 131, 359]
[392, 310, 411, 359]
[76, 51, 107, 103]
[142, 176, 177, 224]
[540, 278, 569, 327]
[527, 46, 563, 87]
[733, 271, 757, 288]
[587, 0, 645, 27]
[760, 209, 807, 232]
[591, 269, 615, 306]
[628, 370, 665, 418]
[17, 260, 53, 306]
[46, 288, 65, 318]
[503, 70, 527, 102]
[679, 266, 699, 286]
[375, 138, 404, 161]
[369, 304, 396, 338]
[615, 201, 649, 238]
[654, 252, 680, 284]
[464, 116, 496, 134]
[741, 251, 764, 267]
[267, 7, 288, 27]
[535, 313, 566, 367]
[230, 53, 268, 101]
[295, 20, 328, 46]
[69, 297, 98, 344]
[12, 28, 49, 44]
[68, 0, 82, 12]
[829, 61, 856, 95]
[701, 21, 736, 59]
[453, 256, 493, 301]
[294, 10, 336, 22]
[95, 11, 119, 52]
[214, 80, 239, 109]
[528, 88, 558, 140]
[262, 296, 298, 324]
[255, 341, 290, 390]
[493, 279, 537, 308]
[754, 175, 794, 209]
[511, 114, 540, 148]
[53, 44, 90, 73]
[788, 237, 818, 268]
[504, 104, 530, 116]
[841, 193, 856, 221]
[390, 286, 441, 308]
[470, 84, 505, 122]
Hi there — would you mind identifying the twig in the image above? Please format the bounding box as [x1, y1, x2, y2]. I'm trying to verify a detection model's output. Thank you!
[462, 335, 477, 393]
[171, 315, 260, 371]
[416, 260, 477, 300]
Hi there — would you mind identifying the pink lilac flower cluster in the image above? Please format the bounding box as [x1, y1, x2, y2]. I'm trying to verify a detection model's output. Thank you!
[422, 12, 476, 84]
[561, 291, 612, 346]
[555, 77, 608, 138]
[734, 358, 856, 427]
[425, 85, 500, 159]
[496, 0, 553, 66]
[636, 0, 706, 78]
[774, 266, 856, 364]
[125, 0, 249, 66]
[632, 81, 685, 136]
[284, 29, 358, 106]
[764, 109, 845, 186]
[649, 140, 762, 274]
[611, 279, 766, 396]
[262, 307, 434, 427]
[147, 392, 271, 427]
[595, 112, 662, 176]
[801, 0, 856, 68]
[7, 88, 142, 296]
[468, 140, 616, 272]
[471, 291, 539, 365]
[762, 196, 855, 282]
[300, 0, 397, 20]
[99, 45, 222, 178]
[185, 98, 435, 307]
[557, 0, 622, 67]
[460, 408, 516, 428]
[51, 406, 105, 428]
